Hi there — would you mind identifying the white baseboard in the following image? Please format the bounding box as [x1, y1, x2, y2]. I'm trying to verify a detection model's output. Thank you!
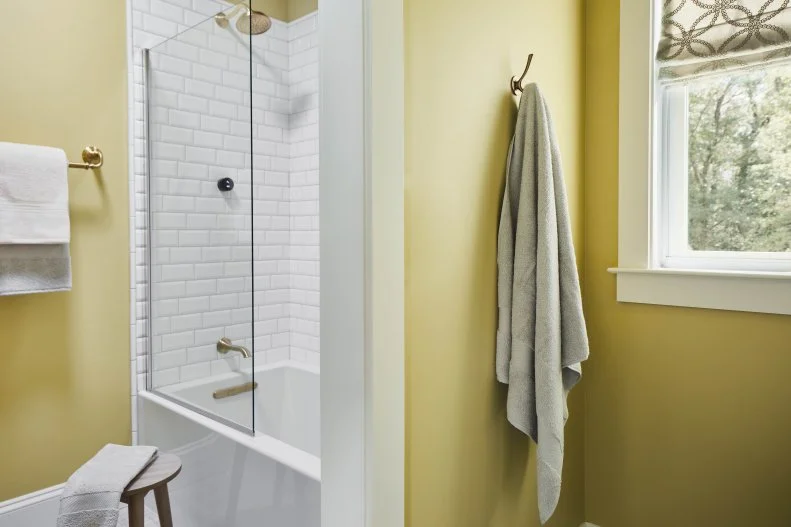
[2, 483, 594, 527]
[0, 484, 63, 526]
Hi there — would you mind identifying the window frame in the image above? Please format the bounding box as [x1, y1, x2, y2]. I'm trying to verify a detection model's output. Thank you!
[611, 0, 791, 316]
[658, 72, 791, 273]
[658, 83, 690, 267]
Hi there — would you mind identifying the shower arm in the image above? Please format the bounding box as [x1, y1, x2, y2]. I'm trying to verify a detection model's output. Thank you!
[223, 1, 252, 18]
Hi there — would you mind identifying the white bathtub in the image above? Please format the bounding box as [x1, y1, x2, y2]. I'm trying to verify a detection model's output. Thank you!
[139, 361, 320, 527]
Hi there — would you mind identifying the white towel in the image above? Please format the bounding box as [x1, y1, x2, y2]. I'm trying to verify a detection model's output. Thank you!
[0, 142, 70, 244]
[0, 142, 72, 295]
[496, 84, 589, 524]
[57, 444, 159, 527]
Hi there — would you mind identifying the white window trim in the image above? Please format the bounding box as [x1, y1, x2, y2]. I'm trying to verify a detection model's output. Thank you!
[610, 0, 791, 316]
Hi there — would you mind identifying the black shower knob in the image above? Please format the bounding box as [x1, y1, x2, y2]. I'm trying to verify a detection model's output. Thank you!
[217, 177, 235, 192]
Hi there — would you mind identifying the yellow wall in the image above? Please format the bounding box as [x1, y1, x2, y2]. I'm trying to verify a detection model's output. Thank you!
[0, 1, 130, 501]
[252, 0, 317, 22]
[287, 0, 318, 21]
[252, 0, 288, 22]
[584, 1, 791, 525]
[404, 0, 585, 525]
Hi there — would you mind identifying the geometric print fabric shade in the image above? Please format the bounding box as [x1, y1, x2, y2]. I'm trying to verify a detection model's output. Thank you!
[657, 0, 791, 79]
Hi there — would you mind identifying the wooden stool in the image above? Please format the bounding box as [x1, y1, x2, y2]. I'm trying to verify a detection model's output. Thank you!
[121, 454, 182, 527]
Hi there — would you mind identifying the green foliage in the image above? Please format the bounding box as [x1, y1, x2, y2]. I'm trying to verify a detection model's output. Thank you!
[687, 65, 791, 252]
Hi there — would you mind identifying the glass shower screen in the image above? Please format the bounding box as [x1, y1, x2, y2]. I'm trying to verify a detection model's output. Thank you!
[145, 4, 256, 433]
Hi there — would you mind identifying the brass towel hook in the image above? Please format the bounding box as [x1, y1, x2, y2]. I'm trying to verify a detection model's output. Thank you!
[510, 54, 534, 95]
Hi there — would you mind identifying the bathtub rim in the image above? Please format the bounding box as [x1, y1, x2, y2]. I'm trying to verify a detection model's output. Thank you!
[139, 360, 321, 482]
[157, 359, 319, 395]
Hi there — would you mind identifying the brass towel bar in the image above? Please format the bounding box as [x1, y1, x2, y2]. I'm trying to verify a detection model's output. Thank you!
[68, 146, 104, 170]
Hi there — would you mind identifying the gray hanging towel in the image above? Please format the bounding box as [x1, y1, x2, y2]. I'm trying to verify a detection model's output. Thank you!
[496, 83, 589, 524]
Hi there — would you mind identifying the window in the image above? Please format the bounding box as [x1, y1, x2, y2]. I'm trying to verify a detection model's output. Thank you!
[613, 1, 791, 315]
[659, 62, 791, 272]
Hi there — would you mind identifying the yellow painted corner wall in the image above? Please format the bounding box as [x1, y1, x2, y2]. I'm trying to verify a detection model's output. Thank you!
[0, 1, 130, 501]
[404, 0, 585, 525]
[251, 0, 316, 23]
[252, 0, 288, 22]
[287, 0, 318, 22]
[584, 1, 791, 525]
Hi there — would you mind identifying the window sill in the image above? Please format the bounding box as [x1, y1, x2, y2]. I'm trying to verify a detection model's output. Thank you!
[608, 267, 791, 315]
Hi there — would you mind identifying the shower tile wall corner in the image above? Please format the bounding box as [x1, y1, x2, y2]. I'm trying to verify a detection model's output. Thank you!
[287, 13, 320, 366]
[127, 0, 319, 442]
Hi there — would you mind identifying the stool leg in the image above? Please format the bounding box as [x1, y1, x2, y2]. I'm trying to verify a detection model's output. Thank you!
[154, 484, 174, 527]
[127, 494, 146, 527]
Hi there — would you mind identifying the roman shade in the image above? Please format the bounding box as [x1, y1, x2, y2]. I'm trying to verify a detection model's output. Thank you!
[657, 0, 791, 79]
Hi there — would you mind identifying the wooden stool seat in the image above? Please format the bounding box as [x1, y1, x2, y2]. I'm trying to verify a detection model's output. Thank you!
[121, 454, 181, 527]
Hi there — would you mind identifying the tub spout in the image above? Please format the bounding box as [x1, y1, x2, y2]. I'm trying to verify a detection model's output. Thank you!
[217, 337, 252, 359]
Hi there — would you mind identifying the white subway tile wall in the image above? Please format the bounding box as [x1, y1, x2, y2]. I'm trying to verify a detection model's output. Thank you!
[146, 12, 291, 389]
[287, 14, 320, 366]
[129, 0, 319, 442]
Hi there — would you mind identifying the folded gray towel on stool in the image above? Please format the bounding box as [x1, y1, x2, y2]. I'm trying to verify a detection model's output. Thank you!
[56, 444, 158, 527]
